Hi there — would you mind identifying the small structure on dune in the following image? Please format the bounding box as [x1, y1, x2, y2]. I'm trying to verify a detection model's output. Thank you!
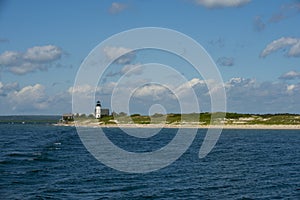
[60, 113, 74, 124]
[95, 100, 109, 119]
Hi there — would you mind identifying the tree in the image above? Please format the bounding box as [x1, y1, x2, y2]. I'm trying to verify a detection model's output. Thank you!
[80, 113, 86, 118]
[118, 112, 127, 117]
[88, 114, 94, 118]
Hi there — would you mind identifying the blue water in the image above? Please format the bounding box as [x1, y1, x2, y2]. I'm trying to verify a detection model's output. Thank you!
[1, 123, 300, 199]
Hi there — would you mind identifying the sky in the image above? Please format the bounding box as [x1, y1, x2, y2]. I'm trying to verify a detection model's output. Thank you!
[0, 0, 300, 115]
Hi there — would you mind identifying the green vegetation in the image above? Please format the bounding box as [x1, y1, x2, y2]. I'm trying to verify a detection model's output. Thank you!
[96, 112, 300, 125]
[2, 113, 298, 126]
[98, 115, 115, 124]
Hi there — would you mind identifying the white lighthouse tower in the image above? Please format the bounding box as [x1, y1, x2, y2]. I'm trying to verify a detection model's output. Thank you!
[95, 101, 101, 119]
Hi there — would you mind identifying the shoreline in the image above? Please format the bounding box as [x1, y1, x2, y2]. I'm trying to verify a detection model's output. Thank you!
[54, 122, 300, 130]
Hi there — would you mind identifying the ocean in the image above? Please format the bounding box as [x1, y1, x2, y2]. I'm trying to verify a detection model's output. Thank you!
[1, 120, 299, 199]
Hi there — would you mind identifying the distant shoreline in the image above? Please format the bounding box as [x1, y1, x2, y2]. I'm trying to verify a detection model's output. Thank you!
[54, 112, 300, 130]
[54, 122, 300, 130]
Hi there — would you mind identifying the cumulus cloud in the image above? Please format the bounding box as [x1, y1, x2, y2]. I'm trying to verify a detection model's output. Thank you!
[194, 0, 251, 8]
[109, 2, 127, 14]
[68, 84, 99, 98]
[107, 63, 143, 77]
[95, 77, 300, 114]
[128, 83, 179, 114]
[125, 78, 224, 114]
[0, 82, 19, 97]
[97, 82, 117, 95]
[260, 37, 300, 58]
[121, 64, 143, 76]
[279, 70, 300, 80]
[133, 84, 174, 100]
[175, 78, 207, 97]
[0, 45, 64, 75]
[174, 78, 212, 112]
[2, 75, 300, 115]
[52, 76, 300, 115]
[69, 83, 112, 114]
[226, 77, 256, 90]
[286, 83, 300, 95]
[0, 81, 73, 115]
[103, 46, 135, 64]
[217, 57, 235, 66]
[287, 84, 296, 93]
[23, 45, 62, 62]
[56, 77, 300, 114]
[225, 77, 300, 113]
[7, 84, 49, 111]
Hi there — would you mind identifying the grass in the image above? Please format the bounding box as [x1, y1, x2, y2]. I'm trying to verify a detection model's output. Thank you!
[95, 112, 300, 125]
[2, 113, 299, 126]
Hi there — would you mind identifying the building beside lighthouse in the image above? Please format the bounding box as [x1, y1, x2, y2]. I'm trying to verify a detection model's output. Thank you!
[95, 100, 110, 119]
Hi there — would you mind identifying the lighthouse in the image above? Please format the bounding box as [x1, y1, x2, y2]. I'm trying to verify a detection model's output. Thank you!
[95, 101, 101, 119]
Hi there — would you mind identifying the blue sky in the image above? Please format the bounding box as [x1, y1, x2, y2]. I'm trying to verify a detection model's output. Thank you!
[0, 0, 300, 115]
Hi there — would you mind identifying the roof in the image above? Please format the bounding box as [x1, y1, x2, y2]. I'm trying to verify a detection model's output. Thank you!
[96, 101, 101, 106]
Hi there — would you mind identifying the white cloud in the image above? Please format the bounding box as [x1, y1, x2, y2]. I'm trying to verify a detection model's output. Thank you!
[260, 37, 300, 58]
[0, 51, 21, 66]
[109, 2, 128, 14]
[99, 80, 180, 114]
[0, 81, 19, 97]
[9, 62, 47, 74]
[97, 82, 117, 95]
[194, 0, 251, 8]
[126, 83, 179, 114]
[49, 77, 300, 114]
[225, 77, 300, 113]
[107, 63, 143, 77]
[287, 84, 295, 92]
[225, 77, 256, 88]
[2, 76, 300, 115]
[121, 64, 143, 76]
[286, 83, 300, 95]
[289, 40, 300, 56]
[98, 77, 298, 114]
[69, 83, 118, 97]
[279, 70, 300, 80]
[23, 45, 62, 62]
[175, 78, 206, 96]
[174, 78, 211, 112]
[133, 84, 173, 100]
[0, 45, 64, 75]
[68, 84, 94, 95]
[8, 84, 48, 111]
[69, 84, 110, 114]
[103, 46, 135, 64]
[0, 82, 73, 115]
